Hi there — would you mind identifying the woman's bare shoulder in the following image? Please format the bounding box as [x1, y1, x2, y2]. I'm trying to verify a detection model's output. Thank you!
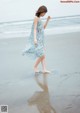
[34, 16, 39, 22]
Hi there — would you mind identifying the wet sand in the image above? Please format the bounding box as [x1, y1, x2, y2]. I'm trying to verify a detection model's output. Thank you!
[0, 32, 80, 113]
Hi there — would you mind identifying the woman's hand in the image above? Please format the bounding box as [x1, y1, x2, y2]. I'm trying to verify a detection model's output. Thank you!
[44, 16, 51, 29]
[34, 39, 38, 45]
[47, 16, 51, 21]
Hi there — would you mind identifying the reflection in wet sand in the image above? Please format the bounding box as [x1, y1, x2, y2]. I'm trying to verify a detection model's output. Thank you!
[27, 73, 56, 113]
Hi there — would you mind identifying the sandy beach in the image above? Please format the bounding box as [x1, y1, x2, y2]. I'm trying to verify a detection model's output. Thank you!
[0, 32, 80, 113]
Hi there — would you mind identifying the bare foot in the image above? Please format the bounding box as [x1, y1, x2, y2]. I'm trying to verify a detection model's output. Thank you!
[42, 70, 51, 74]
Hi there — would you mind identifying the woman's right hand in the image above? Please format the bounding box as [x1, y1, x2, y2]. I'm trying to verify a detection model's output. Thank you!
[34, 39, 38, 45]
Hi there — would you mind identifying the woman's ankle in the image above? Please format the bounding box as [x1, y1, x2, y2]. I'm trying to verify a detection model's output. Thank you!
[34, 66, 39, 72]
[43, 69, 50, 72]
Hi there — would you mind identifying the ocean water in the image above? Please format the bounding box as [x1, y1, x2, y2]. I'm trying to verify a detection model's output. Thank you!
[0, 15, 80, 39]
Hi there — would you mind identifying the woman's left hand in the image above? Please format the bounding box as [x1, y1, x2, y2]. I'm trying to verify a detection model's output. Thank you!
[47, 16, 51, 21]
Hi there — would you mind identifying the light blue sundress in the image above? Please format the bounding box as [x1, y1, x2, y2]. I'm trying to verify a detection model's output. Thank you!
[22, 18, 45, 60]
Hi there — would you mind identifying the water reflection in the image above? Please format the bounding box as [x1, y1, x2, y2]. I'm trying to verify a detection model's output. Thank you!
[27, 73, 56, 113]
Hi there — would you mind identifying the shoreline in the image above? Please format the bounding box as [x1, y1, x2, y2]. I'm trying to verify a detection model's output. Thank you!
[0, 30, 80, 40]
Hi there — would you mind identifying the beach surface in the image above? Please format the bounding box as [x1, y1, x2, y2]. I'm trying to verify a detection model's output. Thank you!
[0, 32, 80, 113]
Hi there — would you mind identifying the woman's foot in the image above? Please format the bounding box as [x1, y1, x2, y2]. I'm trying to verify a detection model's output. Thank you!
[42, 70, 51, 74]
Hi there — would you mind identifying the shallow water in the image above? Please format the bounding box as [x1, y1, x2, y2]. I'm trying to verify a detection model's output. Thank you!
[0, 32, 80, 113]
[0, 72, 80, 113]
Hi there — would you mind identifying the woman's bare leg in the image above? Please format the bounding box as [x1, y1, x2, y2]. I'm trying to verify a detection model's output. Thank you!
[41, 55, 50, 73]
[34, 57, 42, 72]
[34, 55, 50, 73]
[41, 55, 46, 71]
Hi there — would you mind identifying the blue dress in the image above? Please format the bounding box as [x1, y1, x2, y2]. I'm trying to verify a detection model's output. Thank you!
[22, 18, 45, 60]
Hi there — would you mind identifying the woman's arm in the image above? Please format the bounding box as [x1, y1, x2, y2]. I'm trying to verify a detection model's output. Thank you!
[44, 16, 51, 29]
[33, 17, 39, 45]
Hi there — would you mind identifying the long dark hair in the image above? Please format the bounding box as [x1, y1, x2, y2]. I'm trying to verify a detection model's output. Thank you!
[35, 5, 48, 17]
